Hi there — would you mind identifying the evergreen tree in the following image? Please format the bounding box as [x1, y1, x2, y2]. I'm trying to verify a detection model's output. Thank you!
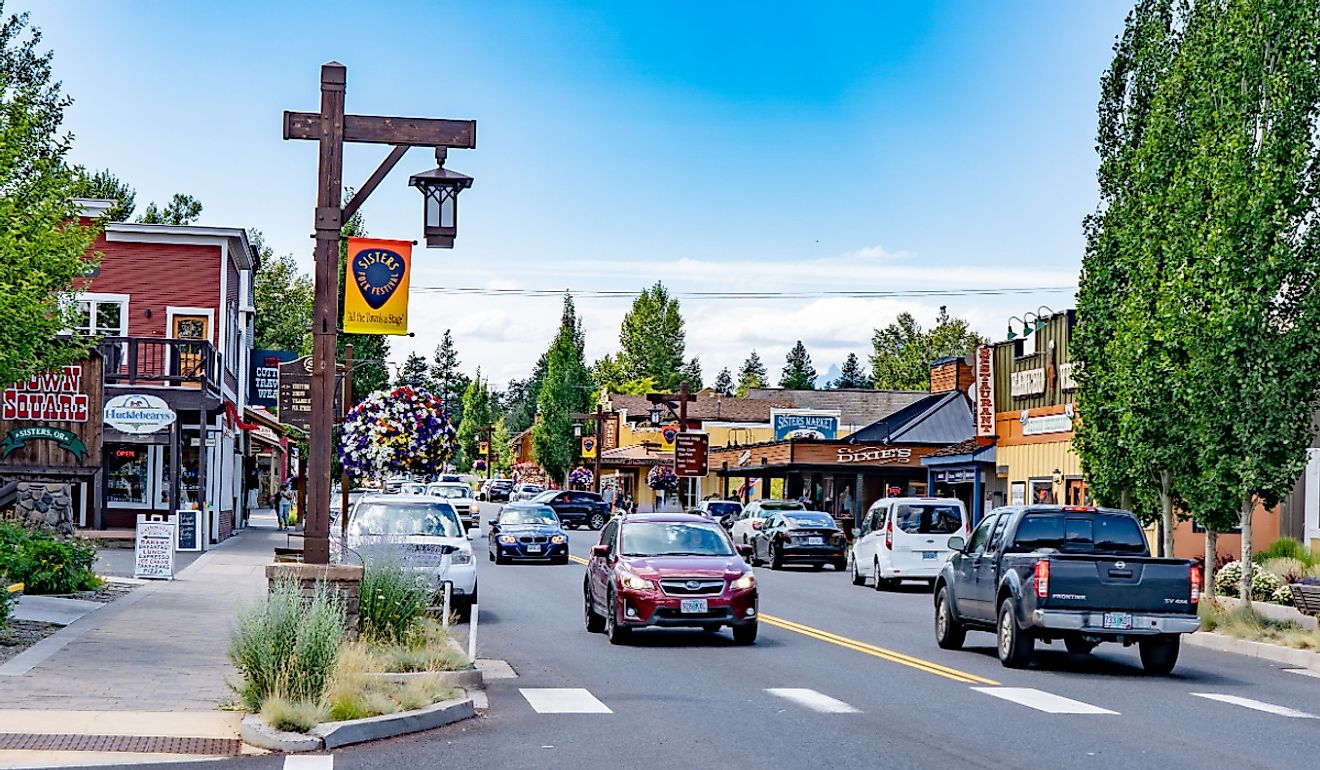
[713, 368, 735, 396]
[779, 341, 817, 390]
[456, 372, 493, 471]
[429, 329, 469, 422]
[533, 293, 595, 482]
[395, 352, 431, 390]
[830, 353, 872, 388]
[617, 282, 686, 391]
[680, 358, 704, 391]
[735, 351, 768, 397]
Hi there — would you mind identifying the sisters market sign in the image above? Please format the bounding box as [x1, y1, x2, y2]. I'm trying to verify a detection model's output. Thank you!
[104, 394, 177, 435]
[0, 427, 88, 461]
[2, 366, 89, 422]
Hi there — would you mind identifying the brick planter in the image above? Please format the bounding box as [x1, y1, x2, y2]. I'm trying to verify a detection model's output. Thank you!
[265, 563, 363, 639]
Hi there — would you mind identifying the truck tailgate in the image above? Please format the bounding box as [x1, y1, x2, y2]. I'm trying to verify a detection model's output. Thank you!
[1043, 554, 1195, 614]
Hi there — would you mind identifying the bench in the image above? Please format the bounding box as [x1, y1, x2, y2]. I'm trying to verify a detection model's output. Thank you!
[1289, 584, 1320, 616]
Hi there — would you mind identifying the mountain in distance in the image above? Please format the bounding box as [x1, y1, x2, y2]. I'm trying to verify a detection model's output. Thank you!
[816, 362, 841, 389]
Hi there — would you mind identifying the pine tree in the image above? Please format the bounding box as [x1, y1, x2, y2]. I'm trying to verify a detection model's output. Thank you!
[395, 352, 431, 390]
[429, 329, 469, 421]
[830, 353, 872, 388]
[779, 341, 817, 390]
[680, 358, 704, 391]
[713, 368, 734, 396]
[735, 351, 768, 397]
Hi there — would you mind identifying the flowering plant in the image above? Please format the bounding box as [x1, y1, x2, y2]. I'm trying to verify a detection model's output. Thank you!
[473, 459, 487, 471]
[569, 467, 593, 488]
[338, 386, 457, 479]
[647, 464, 678, 492]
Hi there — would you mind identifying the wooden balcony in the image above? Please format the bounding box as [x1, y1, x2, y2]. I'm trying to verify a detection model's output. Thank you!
[98, 337, 222, 406]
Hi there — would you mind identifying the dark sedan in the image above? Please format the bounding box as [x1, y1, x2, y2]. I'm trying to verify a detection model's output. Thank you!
[749, 510, 847, 570]
[487, 503, 569, 564]
[532, 489, 611, 530]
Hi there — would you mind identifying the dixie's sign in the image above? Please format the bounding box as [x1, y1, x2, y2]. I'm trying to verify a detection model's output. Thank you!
[772, 410, 840, 440]
[104, 394, 177, 435]
[1, 367, 89, 422]
[836, 446, 913, 465]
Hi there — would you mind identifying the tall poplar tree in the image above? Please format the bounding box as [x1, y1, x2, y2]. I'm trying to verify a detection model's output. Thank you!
[534, 294, 594, 482]
[456, 372, 493, 471]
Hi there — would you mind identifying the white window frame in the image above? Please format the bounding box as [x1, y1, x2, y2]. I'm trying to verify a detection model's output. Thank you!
[69, 292, 130, 337]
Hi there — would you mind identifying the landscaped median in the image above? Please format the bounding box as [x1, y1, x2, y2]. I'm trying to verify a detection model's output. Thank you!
[230, 560, 484, 753]
[1187, 595, 1320, 672]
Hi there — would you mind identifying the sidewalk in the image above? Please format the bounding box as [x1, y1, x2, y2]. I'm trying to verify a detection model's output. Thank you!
[0, 513, 284, 711]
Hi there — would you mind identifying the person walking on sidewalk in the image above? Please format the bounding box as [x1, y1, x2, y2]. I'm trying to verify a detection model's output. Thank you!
[277, 483, 293, 530]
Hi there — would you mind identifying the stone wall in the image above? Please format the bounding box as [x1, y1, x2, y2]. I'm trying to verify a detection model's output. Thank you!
[266, 563, 363, 639]
[11, 482, 74, 536]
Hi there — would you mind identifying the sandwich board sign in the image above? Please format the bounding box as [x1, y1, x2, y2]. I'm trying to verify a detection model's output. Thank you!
[134, 515, 176, 580]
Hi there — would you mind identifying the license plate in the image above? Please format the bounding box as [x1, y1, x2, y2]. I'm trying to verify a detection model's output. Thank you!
[1103, 612, 1133, 630]
[808, 537, 824, 545]
[526, 544, 542, 553]
[921, 551, 938, 559]
[680, 599, 708, 614]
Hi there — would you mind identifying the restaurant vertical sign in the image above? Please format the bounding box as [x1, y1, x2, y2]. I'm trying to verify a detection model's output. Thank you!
[974, 345, 995, 437]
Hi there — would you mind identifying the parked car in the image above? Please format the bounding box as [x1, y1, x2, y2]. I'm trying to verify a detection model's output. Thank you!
[749, 510, 847, 570]
[934, 505, 1201, 673]
[584, 513, 758, 645]
[730, 499, 805, 546]
[329, 490, 366, 524]
[334, 494, 477, 621]
[428, 482, 478, 529]
[532, 489, 611, 530]
[695, 500, 744, 530]
[510, 483, 545, 502]
[851, 497, 969, 590]
[487, 503, 569, 564]
[477, 479, 515, 502]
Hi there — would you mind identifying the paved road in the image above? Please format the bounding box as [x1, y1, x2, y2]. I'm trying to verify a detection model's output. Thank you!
[140, 503, 1320, 770]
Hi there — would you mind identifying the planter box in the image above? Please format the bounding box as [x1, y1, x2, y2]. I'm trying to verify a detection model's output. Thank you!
[368, 669, 482, 688]
[1216, 596, 1318, 630]
[241, 693, 476, 753]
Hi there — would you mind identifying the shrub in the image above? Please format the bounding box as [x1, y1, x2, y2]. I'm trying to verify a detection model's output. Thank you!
[0, 586, 13, 627]
[1255, 538, 1314, 567]
[260, 696, 327, 733]
[228, 579, 346, 711]
[1261, 557, 1309, 586]
[0, 523, 99, 595]
[1215, 561, 1243, 597]
[358, 560, 430, 644]
[1251, 570, 1283, 602]
[1272, 585, 1296, 606]
[371, 619, 470, 673]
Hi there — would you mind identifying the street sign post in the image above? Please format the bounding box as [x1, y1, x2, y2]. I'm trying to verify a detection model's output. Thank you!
[675, 432, 709, 478]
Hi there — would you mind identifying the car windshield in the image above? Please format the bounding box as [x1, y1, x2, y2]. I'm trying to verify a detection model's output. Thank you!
[894, 504, 964, 535]
[531, 490, 558, 502]
[1008, 512, 1148, 555]
[500, 506, 559, 526]
[784, 513, 837, 529]
[431, 486, 471, 499]
[351, 502, 463, 538]
[707, 502, 742, 516]
[398, 483, 427, 495]
[620, 522, 734, 557]
[760, 501, 805, 511]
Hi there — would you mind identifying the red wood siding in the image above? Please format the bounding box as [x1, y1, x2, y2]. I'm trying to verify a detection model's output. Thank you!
[83, 232, 222, 342]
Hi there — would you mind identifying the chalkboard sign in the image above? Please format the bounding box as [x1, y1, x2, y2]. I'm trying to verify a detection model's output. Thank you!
[175, 509, 200, 552]
[134, 517, 176, 580]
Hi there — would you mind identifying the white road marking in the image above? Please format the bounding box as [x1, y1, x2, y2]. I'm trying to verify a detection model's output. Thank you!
[1192, 693, 1318, 718]
[284, 756, 334, 769]
[520, 687, 613, 714]
[765, 688, 861, 714]
[971, 687, 1118, 715]
[1284, 668, 1320, 679]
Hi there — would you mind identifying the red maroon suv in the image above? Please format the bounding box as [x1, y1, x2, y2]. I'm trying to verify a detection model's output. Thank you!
[584, 513, 758, 645]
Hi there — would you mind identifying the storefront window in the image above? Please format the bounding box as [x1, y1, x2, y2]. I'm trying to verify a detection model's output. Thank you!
[106, 445, 150, 505]
[160, 445, 202, 508]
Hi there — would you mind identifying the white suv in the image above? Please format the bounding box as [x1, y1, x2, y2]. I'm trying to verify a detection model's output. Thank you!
[849, 497, 968, 590]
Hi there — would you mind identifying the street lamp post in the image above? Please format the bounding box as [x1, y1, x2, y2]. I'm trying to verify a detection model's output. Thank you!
[647, 382, 697, 506]
[570, 407, 612, 494]
[285, 61, 476, 564]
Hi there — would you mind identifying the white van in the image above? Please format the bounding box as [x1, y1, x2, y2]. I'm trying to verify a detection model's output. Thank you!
[849, 497, 969, 590]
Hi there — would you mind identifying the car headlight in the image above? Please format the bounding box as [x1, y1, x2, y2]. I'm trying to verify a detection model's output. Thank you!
[620, 571, 651, 590]
[498, 535, 517, 544]
[731, 572, 756, 590]
[451, 548, 473, 564]
[550, 534, 566, 544]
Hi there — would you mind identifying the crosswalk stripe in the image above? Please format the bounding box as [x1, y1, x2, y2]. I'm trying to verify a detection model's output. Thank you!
[520, 687, 613, 714]
[284, 756, 334, 769]
[971, 687, 1118, 714]
[766, 688, 861, 713]
[1192, 693, 1318, 719]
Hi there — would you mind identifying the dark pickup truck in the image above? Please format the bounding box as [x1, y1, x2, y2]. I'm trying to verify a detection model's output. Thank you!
[934, 505, 1201, 674]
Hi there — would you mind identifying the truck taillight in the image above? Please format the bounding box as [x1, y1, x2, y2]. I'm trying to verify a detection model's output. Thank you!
[1190, 565, 1201, 605]
[885, 518, 893, 550]
[1034, 560, 1050, 599]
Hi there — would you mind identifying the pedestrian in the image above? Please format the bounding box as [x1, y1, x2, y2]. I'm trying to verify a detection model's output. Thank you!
[604, 484, 618, 512]
[277, 482, 293, 531]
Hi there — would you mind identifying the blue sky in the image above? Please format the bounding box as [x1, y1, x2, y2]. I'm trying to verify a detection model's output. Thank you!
[23, 0, 1128, 385]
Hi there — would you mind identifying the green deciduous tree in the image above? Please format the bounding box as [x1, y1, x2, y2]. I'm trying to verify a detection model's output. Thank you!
[617, 282, 686, 391]
[533, 294, 594, 482]
[779, 341, 817, 390]
[713, 367, 734, 396]
[250, 230, 313, 355]
[870, 307, 985, 391]
[830, 353, 872, 388]
[0, 6, 101, 387]
[491, 416, 513, 476]
[70, 167, 134, 221]
[456, 372, 493, 471]
[137, 193, 202, 225]
[735, 351, 768, 397]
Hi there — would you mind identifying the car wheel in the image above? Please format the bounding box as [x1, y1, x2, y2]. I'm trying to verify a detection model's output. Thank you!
[811, 563, 825, 571]
[584, 580, 605, 633]
[770, 545, 784, 570]
[605, 590, 631, 645]
[873, 560, 895, 591]
[1064, 635, 1098, 655]
[732, 621, 758, 645]
[588, 512, 607, 531]
[1138, 634, 1180, 675]
[997, 599, 1034, 669]
[833, 558, 848, 572]
[850, 554, 865, 586]
[749, 543, 762, 567]
[554, 555, 570, 566]
[455, 598, 473, 624]
[495, 551, 509, 565]
[934, 587, 966, 650]
[487, 549, 495, 562]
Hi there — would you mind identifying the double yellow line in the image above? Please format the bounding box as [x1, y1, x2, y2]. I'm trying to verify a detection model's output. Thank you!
[563, 553, 995, 685]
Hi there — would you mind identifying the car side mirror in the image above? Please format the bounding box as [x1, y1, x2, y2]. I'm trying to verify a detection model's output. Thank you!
[752, 520, 764, 531]
[736, 544, 753, 558]
[947, 536, 966, 552]
[487, 520, 498, 528]
[591, 544, 610, 558]
[851, 528, 860, 538]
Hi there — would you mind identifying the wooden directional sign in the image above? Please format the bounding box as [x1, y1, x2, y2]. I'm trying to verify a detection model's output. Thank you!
[277, 356, 342, 434]
[674, 432, 709, 478]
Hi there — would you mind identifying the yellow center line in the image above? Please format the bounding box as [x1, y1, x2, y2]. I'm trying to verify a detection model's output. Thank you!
[759, 613, 999, 685]
[569, 555, 589, 565]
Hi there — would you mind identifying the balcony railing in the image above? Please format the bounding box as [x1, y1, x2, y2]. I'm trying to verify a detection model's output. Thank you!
[99, 337, 221, 393]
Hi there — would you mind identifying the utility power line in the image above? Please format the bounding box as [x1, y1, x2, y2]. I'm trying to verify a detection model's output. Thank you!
[408, 285, 1078, 300]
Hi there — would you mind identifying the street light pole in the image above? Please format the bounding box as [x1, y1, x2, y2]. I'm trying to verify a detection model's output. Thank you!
[339, 343, 353, 546]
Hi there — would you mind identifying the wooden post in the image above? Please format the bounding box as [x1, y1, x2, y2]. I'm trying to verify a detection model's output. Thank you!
[340, 343, 353, 545]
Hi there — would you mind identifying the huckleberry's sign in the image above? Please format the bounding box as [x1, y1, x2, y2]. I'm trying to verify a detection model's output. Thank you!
[104, 394, 176, 434]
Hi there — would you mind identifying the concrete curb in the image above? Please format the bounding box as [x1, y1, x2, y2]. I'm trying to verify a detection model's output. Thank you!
[1185, 631, 1320, 672]
[311, 695, 476, 749]
[368, 669, 482, 688]
[240, 714, 324, 752]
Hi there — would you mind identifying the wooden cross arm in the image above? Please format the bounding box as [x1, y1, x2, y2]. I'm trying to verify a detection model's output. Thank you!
[284, 111, 476, 149]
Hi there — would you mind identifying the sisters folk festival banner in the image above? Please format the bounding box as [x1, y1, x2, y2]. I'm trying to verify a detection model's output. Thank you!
[343, 238, 413, 335]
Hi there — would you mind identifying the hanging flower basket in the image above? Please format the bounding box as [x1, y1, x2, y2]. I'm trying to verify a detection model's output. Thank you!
[569, 467, 593, 489]
[473, 459, 487, 471]
[647, 464, 679, 492]
[338, 386, 456, 480]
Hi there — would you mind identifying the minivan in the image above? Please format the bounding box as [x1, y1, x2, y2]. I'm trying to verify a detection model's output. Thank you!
[849, 497, 969, 590]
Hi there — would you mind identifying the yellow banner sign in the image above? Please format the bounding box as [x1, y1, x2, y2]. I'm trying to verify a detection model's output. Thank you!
[581, 436, 597, 459]
[343, 238, 412, 335]
[478, 440, 489, 456]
